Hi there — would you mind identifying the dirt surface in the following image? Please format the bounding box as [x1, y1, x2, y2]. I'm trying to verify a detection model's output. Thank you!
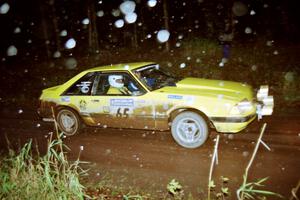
[0, 107, 299, 199]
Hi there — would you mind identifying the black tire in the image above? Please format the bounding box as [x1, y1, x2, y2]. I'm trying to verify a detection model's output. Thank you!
[56, 108, 81, 136]
[171, 111, 209, 148]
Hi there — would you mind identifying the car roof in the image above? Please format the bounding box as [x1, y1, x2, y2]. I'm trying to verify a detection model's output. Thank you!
[85, 62, 156, 72]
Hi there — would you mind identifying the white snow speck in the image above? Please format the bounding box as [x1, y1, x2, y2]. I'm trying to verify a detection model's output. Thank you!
[196, 58, 201, 63]
[120, 1, 136, 15]
[28, 39, 32, 44]
[80, 146, 84, 151]
[97, 10, 104, 17]
[284, 72, 294, 82]
[7, 45, 17, 56]
[251, 65, 257, 71]
[111, 9, 121, 17]
[146, 34, 152, 39]
[82, 18, 90, 25]
[186, 56, 191, 61]
[245, 27, 252, 34]
[53, 51, 61, 58]
[219, 62, 224, 67]
[18, 109, 23, 114]
[36, 123, 41, 128]
[263, 4, 269, 8]
[242, 151, 249, 157]
[114, 19, 124, 28]
[14, 27, 21, 34]
[0, 3, 10, 14]
[273, 50, 279, 55]
[179, 63, 186, 69]
[266, 40, 274, 46]
[124, 64, 130, 70]
[147, 0, 157, 7]
[218, 94, 223, 100]
[157, 29, 170, 43]
[103, 125, 107, 128]
[65, 57, 77, 69]
[228, 134, 234, 140]
[178, 34, 184, 40]
[65, 38, 76, 49]
[175, 42, 181, 47]
[232, 1, 248, 17]
[250, 10, 256, 15]
[125, 12, 137, 24]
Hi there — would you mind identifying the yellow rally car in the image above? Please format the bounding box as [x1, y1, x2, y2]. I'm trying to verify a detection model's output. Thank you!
[38, 62, 274, 148]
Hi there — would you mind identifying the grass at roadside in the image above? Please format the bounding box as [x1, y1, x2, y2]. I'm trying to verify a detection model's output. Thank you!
[0, 135, 87, 200]
[0, 133, 156, 200]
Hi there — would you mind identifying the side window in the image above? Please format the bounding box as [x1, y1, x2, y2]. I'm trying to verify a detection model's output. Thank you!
[93, 74, 110, 95]
[63, 72, 96, 95]
[94, 72, 146, 96]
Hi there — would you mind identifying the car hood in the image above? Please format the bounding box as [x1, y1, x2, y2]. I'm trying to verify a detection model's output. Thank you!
[161, 77, 253, 101]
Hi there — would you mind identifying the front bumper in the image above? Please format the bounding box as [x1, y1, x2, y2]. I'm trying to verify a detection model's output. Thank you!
[211, 85, 274, 133]
[256, 85, 274, 120]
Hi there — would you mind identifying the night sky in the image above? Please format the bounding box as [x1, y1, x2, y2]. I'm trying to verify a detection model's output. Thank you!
[1, 0, 300, 61]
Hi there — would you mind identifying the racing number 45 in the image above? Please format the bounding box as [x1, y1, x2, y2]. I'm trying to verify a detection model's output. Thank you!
[116, 108, 129, 118]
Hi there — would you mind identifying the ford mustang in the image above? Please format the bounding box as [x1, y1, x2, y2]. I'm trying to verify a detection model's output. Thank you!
[38, 62, 274, 148]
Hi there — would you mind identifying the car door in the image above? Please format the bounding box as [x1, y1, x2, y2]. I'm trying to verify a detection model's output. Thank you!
[85, 72, 156, 130]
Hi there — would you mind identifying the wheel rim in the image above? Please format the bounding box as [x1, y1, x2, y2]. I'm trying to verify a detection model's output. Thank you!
[176, 117, 204, 144]
[59, 111, 77, 134]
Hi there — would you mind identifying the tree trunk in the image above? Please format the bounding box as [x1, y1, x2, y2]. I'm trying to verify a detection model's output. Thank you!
[88, 0, 99, 55]
[163, 0, 170, 52]
[50, 0, 61, 53]
[39, 1, 51, 59]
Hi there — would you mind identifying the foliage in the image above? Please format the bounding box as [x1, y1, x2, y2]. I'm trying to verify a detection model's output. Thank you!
[237, 177, 282, 200]
[0, 134, 88, 200]
[237, 124, 283, 200]
[167, 179, 184, 200]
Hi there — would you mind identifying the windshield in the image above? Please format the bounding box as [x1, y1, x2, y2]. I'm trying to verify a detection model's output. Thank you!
[132, 64, 182, 91]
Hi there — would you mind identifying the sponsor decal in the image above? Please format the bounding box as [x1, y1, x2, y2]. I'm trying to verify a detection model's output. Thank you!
[168, 95, 183, 100]
[79, 100, 87, 110]
[110, 99, 134, 107]
[184, 96, 195, 104]
[76, 81, 91, 94]
[103, 106, 110, 113]
[61, 96, 70, 102]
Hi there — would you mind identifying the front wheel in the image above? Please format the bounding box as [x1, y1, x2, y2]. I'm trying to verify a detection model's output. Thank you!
[171, 111, 209, 148]
[56, 108, 81, 136]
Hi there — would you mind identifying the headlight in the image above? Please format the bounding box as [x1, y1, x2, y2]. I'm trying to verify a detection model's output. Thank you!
[231, 99, 254, 115]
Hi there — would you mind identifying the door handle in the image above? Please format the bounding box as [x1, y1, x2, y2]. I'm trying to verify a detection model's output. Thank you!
[91, 99, 100, 102]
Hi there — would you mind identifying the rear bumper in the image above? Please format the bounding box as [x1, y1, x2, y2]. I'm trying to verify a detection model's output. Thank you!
[37, 108, 54, 122]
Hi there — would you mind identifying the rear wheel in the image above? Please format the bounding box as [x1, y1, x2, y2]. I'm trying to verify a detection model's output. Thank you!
[171, 111, 209, 148]
[56, 108, 81, 136]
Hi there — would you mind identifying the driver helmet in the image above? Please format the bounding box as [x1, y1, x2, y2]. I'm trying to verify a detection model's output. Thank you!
[108, 75, 124, 88]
